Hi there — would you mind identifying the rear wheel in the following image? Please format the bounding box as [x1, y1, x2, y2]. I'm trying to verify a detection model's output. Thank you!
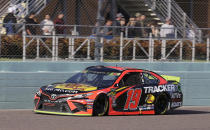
[154, 93, 169, 115]
[93, 94, 109, 116]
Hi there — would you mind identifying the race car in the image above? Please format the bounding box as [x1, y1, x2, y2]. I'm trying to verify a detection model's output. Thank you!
[34, 66, 183, 116]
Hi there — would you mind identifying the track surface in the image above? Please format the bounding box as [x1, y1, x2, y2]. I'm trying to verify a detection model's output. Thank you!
[0, 107, 210, 130]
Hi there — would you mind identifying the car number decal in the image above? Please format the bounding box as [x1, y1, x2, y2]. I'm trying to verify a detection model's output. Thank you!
[124, 88, 142, 110]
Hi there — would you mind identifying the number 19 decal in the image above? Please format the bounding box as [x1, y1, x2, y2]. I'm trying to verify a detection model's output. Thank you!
[124, 88, 142, 110]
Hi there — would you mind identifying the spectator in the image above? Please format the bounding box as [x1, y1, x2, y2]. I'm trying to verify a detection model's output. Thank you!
[127, 17, 136, 38]
[3, 10, 17, 35]
[54, 13, 65, 34]
[146, 22, 159, 37]
[160, 18, 175, 38]
[187, 25, 195, 39]
[145, 23, 152, 37]
[91, 22, 100, 36]
[40, 14, 54, 35]
[120, 18, 126, 35]
[102, 20, 113, 39]
[115, 13, 124, 36]
[135, 13, 146, 38]
[25, 12, 37, 35]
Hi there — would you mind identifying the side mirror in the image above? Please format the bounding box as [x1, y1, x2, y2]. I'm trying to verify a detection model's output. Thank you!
[114, 83, 119, 87]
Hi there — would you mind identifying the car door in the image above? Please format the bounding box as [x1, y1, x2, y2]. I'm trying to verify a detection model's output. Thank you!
[113, 72, 143, 112]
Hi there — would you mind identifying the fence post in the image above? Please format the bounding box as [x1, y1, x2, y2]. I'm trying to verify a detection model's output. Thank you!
[175, 28, 178, 39]
[87, 38, 91, 60]
[23, 24, 26, 61]
[152, 39, 154, 62]
[36, 38, 40, 59]
[192, 37, 195, 62]
[167, 0, 172, 19]
[149, 33, 152, 62]
[120, 32, 123, 62]
[198, 29, 202, 43]
[125, 27, 128, 38]
[52, 31, 55, 61]
[161, 40, 166, 60]
[132, 39, 136, 60]
[207, 38, 210, 62]
[71, 37, 75, 59]
[73, 25, 77, 35]
[68, 37, 72, 59]
[180, 40, 183, 61]
[183, 13, 186, 38]
[55, 37, 59, 61]
[100, 38, 104, 62]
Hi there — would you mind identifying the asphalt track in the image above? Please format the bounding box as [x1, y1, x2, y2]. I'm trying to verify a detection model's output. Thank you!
[0, 107, 210, 130]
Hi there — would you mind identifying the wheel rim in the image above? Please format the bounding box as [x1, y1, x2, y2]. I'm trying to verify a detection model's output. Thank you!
[155, 94, 168, 115]
[94, 95, 108, 116]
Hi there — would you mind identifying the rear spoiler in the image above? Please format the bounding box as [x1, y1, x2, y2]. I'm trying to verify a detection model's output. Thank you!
[161, 75, 181, 83]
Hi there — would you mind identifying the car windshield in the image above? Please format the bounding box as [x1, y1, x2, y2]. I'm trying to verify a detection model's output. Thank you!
[65, 70, 121, 88]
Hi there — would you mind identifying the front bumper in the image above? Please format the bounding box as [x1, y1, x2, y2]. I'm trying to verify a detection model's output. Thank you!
[34, 95, 94, 116]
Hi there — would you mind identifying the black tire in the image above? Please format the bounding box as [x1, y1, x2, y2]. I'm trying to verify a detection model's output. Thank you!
[93, 94, 109, 116]
[154, 93, 169, 115]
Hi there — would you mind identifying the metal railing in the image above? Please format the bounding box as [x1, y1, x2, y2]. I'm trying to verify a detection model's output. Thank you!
[145, 0, 201, 41]
[0, 23, 210, 62]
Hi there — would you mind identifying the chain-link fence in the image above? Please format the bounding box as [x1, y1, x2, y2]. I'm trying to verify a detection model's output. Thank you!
[0, 22, 210, 62]
[176, 0, 209, 28]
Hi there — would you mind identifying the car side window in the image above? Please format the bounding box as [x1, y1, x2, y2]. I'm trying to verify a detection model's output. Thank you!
[119, 72, 141, 87]
[141, 72, 159, 85]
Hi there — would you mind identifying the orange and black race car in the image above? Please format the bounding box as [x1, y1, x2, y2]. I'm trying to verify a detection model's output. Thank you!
[34, 66, 183, 116]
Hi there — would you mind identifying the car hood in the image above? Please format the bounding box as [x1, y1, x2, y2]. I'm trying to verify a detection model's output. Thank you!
[42, 83, 98, 94]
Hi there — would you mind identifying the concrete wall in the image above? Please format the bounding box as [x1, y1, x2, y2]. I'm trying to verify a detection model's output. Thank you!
[0, 61, 210, 109]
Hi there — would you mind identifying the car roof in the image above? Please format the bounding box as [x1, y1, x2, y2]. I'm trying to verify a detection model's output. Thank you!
[86, 66, 141, 72]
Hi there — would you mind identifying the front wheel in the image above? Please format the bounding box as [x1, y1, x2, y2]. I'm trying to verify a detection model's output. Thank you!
[93, 94, 109, 116]
[154, 93, 169, 115]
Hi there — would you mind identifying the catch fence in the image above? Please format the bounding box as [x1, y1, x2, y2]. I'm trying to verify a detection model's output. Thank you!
[0, 23, 210, 62]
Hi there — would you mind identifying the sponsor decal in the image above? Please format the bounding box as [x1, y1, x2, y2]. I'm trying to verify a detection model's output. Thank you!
[145, 94, 155, 104]
[144, 84, 177, 93]
[86, 99, 94, 105]
[171, 102, 182, 107]
[55, 84, 97, 91]
[45, 87, 79, 94]
[171, 93, 182, 99]
[44, 99, 64, 103]
[83, 70, 121, 76]
[108, 88, 117, 107]
[139, 104, 154, 111]
[43, 103, 55, 106]
[51, 94, 57, 99]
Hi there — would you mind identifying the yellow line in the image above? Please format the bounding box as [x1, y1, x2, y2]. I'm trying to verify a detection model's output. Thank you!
[34, 110, 92, 116]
